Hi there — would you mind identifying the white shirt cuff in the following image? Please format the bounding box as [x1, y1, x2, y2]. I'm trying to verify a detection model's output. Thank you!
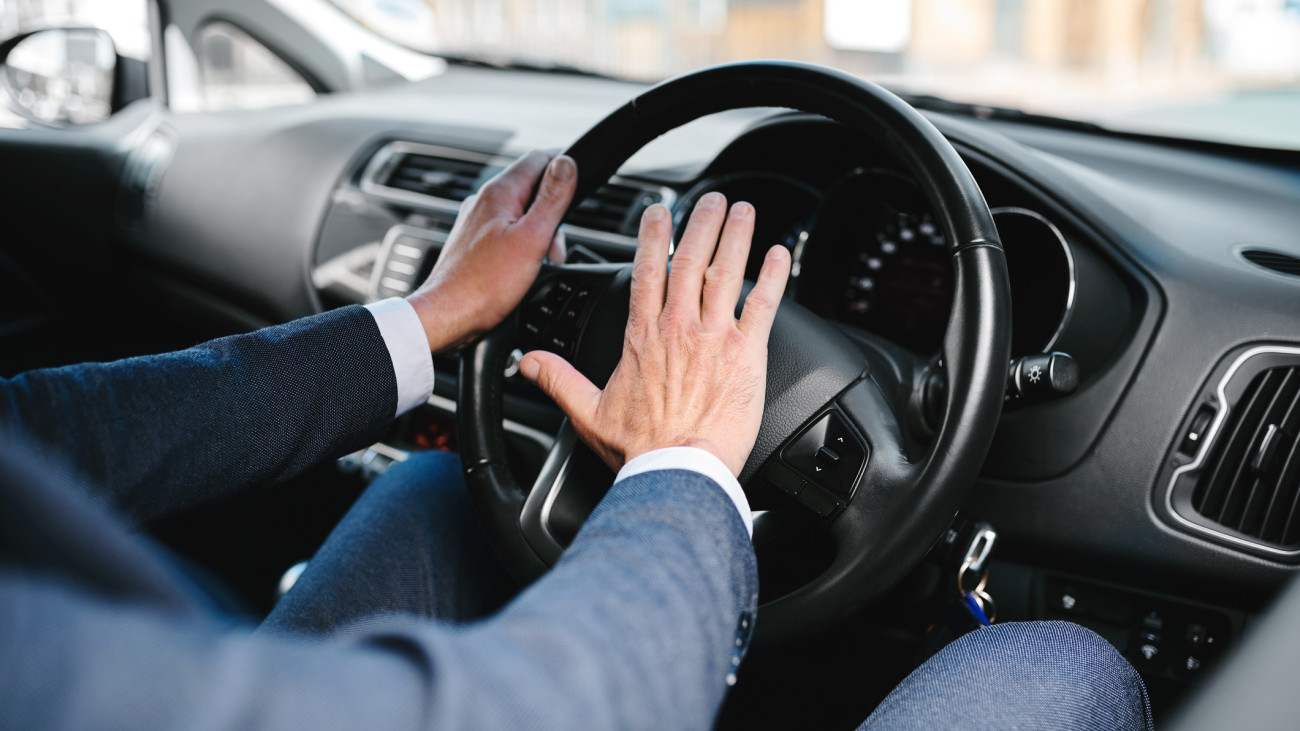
[614, 447, 753, 538]
[365, 297, 435, 417]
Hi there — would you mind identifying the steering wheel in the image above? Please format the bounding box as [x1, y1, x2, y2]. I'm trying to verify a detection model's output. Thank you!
[459, 61, 1011, 643]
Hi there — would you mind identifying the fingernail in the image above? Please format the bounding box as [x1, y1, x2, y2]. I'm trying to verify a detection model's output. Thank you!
[698, 191, 724, 210]
[520, 356, 540, 380]
[549, 155, 576, 181]
[730, 201, 754, 219]
[643, 204, 667, 223]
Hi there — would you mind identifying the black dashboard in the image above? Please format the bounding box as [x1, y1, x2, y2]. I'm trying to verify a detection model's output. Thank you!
[5, 62, 1300, 696]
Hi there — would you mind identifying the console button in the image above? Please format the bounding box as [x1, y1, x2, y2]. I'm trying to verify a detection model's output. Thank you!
[1179, 406, 1216, 456]
[1140, 610, 1165, 632]
[1131, 640, 1167, 673]
[1047, 585, 1088, 616]
[1185, 621, 1224, 656]
[1174, 652, 1207, 680]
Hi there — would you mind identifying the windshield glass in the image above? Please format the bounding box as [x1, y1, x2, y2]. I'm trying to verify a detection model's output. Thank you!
[334, 0, 1300, 151]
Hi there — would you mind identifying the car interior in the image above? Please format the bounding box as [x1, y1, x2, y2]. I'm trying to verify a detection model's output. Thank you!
[3, 0, 1300, 728]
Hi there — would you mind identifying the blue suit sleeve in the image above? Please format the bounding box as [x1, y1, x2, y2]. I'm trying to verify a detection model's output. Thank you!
[0, 469, 759, 730]
[0, 306, 398, 524]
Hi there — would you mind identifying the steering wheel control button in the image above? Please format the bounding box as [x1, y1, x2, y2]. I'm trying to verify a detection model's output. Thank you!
[797, 485, 842, 518]
[781, 411, 869, 498]
[816, 446, 841, 464]
[762, 463, 806, 497]
[520, 276, 603, 360]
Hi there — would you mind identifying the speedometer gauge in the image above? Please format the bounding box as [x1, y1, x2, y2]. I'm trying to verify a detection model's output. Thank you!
[843, 208, 948, 315]
[799, 170, 953, 353]
[797, 169, 1076, 359]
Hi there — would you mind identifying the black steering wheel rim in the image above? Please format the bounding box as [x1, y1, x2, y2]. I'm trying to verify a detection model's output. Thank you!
[459, 60, 1011, 642]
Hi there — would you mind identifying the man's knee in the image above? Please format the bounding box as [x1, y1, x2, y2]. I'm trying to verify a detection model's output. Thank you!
[865, 621, 1151, 730]
[948, 621, 1150, 728]
[367, 450, 466, 501]
[959, 620, 1143, 685]
[349, 450, 472, 529]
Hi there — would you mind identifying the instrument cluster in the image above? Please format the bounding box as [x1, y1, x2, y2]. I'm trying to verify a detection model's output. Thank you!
[676, 168, 1075, 358]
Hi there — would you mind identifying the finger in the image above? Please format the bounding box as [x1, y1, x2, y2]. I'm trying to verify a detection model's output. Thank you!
[517, 154, 578, 243]
[664, 192, 727, 318]
[480, 149, 555, 214]
[629, 204, 672, 325]
[547, 228, 567, 265]
[519, 350, 601, 427]
[738, 245, 792, 339]
[701, 201, 755, 328]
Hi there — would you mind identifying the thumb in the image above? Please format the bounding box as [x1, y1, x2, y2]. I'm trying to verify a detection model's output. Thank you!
[519, 349, 600, 427]
[518, 155, 577, 243]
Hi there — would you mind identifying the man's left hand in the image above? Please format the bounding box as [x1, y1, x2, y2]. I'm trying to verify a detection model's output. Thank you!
[406, 150, 577, 353]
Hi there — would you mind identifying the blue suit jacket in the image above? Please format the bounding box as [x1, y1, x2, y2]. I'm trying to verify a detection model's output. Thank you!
[0, 306, 758, 730]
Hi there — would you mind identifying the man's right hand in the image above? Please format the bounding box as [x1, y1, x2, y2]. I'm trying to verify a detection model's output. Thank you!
[520, 192, 792, 477]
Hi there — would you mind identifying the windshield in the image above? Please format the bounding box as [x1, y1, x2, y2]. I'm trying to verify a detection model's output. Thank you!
[335, 0, 1300, 151]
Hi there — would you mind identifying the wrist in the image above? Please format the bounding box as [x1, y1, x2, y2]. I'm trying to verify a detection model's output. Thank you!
[406, 289, 480, 354]
[625, 437, 743, 477]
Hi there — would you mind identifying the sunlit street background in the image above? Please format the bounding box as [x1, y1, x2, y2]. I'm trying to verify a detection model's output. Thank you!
[2, 0, 1298, 148]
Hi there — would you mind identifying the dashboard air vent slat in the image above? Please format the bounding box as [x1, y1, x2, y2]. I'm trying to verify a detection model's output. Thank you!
[1265, 408, 1300, 543]
[1243, 249, 1300, 278]
[1192, 366, 1300, 546]
[565, 182, 664, 236]
[383, 153, 488, 202]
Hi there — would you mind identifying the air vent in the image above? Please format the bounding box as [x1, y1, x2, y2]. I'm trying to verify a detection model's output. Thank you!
[382, 152, 488, 202]
[361, 142, 504, 213]
[566, 182, 666, 236]
[1189, 364, 1300, 549]
[1242, 249, 1300, 278]
[360, 142, 676, 248]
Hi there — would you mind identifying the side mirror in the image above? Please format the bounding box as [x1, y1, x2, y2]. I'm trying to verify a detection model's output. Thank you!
[0, 28, 118, 126]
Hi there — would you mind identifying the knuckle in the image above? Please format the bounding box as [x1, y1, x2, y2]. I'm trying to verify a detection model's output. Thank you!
[631, 259, 659, 282]
[688, 320, 714, 339]
[658, 307, 684, 331]
[704, 264, 733, 286]
[668, 249, 698, 269]
[745, 290, 775, 312]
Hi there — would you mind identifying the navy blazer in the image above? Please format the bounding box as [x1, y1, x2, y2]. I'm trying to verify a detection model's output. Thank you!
[0, 306, 758, 729]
